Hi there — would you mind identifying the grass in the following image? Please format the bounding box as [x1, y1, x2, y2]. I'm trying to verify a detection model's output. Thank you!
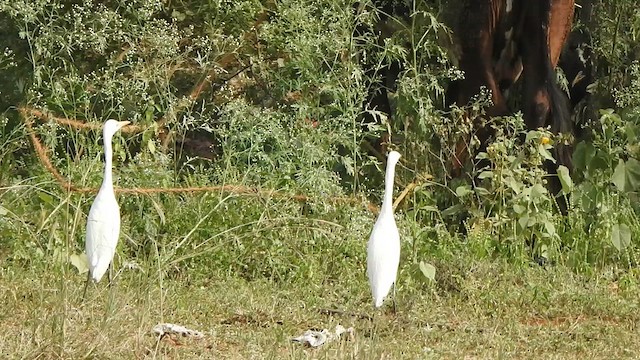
[2, 253, 640, 359]
[2, 0, 640, 358]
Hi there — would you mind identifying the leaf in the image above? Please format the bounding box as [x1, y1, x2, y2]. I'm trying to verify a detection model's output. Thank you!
[149, 197, 166, 225]
[525, 130, 538, 143]
[147, 139, 156, 154]
[171, 9, 186, 21]
[38, 192, 54, 205]
[590, 150, 609, 171]
[557, 165, 573, 193]
[0, 205, 7, 217]
[69, 253, 89, 274]
[611, 223, 631, 251]
[626, 158, 640, 190]
[612, 159, 626, 191]
[477, 171, 493, 179]
[572, 141, 594, 170]
[580, 182, 598, 212]
[537, 144, 555, 162]
[442, 204, 464, 217]
[419, 261, 436, 281]
[544, 222, 556, 237]
[419, 205, 439, 213]
[342, 156, 355, 176]
[518, 214, 529, 229]
[513, 204, 526, 214]
[507, 177, 521, 194]
[455, 185, 472, 198]
[612, 158, 640, 193]
[530, 183, 547, 199]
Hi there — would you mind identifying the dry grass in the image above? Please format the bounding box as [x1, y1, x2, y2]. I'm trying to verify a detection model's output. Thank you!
[2, 259, 640, 359]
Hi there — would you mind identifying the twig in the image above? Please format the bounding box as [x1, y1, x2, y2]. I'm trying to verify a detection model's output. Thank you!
[19, 106, 380, 212]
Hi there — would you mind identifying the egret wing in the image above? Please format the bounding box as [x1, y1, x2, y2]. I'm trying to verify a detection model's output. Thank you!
[366, 218, 400, 307]
[85, 194, 121, 282]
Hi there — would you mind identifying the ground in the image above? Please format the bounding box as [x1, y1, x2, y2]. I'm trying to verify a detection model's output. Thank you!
[2, 258, 639, 359]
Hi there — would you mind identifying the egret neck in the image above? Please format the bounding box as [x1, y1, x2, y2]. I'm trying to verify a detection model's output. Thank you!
[380, 156, 398, 216]
[101, 132, 115, 192]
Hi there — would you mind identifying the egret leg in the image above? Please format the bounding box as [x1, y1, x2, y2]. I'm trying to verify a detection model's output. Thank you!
[392, 282, 397, 314]
[107, 264, 113, 288]
[82, 271, 91, 301]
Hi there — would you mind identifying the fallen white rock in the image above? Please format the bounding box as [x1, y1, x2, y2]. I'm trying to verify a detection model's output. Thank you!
[153, 323, 204, 339]
[291, 324, 354, 347]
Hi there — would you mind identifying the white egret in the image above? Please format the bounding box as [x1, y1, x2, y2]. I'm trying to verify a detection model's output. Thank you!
[84, 119, 130, 295]
[367, 150, 401, 309]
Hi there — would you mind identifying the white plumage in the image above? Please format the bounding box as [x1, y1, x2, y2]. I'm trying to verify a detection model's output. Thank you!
[367, 150, 401, 308]
[85, 119, 130, 283]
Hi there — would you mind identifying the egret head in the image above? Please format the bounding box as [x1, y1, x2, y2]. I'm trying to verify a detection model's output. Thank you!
[387, 151, 401, 165]
[103, 119, 131, 139]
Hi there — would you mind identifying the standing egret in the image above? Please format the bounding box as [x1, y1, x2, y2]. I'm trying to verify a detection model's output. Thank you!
[84, 119, 130, 296]
[367, 150, 401, 309]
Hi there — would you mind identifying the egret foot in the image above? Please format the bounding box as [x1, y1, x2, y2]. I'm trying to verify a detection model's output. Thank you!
[82, 271, 91, 301]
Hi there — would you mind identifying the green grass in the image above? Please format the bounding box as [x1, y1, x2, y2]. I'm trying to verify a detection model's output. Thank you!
[2, 254, 640, 359]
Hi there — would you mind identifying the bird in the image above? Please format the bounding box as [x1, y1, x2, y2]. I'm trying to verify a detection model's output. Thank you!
[83, 119, 130, 296]
[367, 150, 401, 309]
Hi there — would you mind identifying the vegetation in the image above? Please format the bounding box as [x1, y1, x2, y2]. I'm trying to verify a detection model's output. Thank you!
[0, 0, 639, 358]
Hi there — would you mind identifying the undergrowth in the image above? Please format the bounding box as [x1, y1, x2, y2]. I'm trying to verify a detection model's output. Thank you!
[0, 0, 638, 290]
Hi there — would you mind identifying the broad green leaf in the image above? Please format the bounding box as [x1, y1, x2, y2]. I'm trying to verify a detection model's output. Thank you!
[38, 192, 54, 205]
[626, 158, 640, 190]
[419, 261, 436, 281]
[531, 183, 547, 198]
[612, 158, 640, 193]
[611, 223, 631, 251]
[572, 141, 594, 170]
[544, 222, 556, 237]
[539, 244, 549, 261]
[537, 144, 555, 162]
[525, 131, 537, 142]
[508, 177, 521, 194]
[557, 165, 573, 193]
[476, 152, 489, 160]
[69, 253, 89, 274]
[590, 151, 609, 171]
[171, 9, 187, 21]
[455, 185, 472, 198]
[518, 215, 529, 229]
[612, 159, 626, 191]
[599, 108, 615, 117]
[580, 182, 598, 212]
[513, 204, 526, 214]
[477, 171, 493, 179]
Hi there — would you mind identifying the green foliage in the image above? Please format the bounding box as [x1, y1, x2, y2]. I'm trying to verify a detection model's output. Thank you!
[0, 0, 640, 289]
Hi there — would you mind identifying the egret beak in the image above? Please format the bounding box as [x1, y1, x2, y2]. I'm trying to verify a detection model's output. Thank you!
[117, 121, 131, 129]
[117, 121, 131, 130]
